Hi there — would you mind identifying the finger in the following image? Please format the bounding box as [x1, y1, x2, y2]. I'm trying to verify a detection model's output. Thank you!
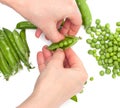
[57, 20, 63, 29]
[45, 36, 49, 40]
[49, 49, 65, 67]
[43, 22, 64, 42]
[68, 10, 82, 35]
[64, 48, 83, 68]
[63, 57, 70, 68]
[60, 19, 71, 35]
[35, 28, 42, 38]
[42, 45, 52, 64]
[37, 51, 46, 72]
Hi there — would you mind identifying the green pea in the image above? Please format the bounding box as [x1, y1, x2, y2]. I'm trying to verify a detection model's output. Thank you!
[116, 22, 120, 26]
[100, 40, 105, 45]
[116, 28, 120, 33]
[117, 72, 120, 76]
[92, 38, 97, 43]
[86, 39, 92, 44]
[100, 55, 105, 60]
[90, 43, 96, 48]
[89, 77, 94, 81]
[63, 40, 68, 46]
[117, 52, 120, 57]
[96, 25, 101, 29]
[112, 68, 118, 74]
[105, 53, 110, 58]
[95, 44, 100, 49]
[99, 70, 105, 76]
[98, 60, 103, 65]
[91, 26, 96, 32]
[113, 56, 117, 60]
[59, 42, 64, 48]
[105, 68, 111, 74]
[107, 47, 113, 53]
[112, 74, 116, 79]
[95, 19, 101, 25]
[100, 26, 105, 31]
[88, 50, 93, 55]
[96, 56, 100, 60]
[95, 31, 101, 36]
[86, 27, 91, 34]
[108, 58, 113, 64]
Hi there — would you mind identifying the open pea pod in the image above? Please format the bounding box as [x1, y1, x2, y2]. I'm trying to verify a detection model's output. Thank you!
[48, 36, 82, 51]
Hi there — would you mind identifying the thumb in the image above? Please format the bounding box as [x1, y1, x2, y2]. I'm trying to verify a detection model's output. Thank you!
[50, 49, 65, 67]
[43, 22, 64, 42]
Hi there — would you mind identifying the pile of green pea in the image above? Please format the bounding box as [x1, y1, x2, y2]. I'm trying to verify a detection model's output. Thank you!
[0, 28, 33, 80]
[86, 19, 120, 79]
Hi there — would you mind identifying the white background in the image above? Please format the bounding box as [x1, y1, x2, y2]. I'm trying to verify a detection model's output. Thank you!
[0, 0, 120, 108]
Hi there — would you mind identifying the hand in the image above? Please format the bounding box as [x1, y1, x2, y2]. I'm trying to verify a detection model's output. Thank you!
[3, 0, 82, 42]
[17, 46, 88, 108]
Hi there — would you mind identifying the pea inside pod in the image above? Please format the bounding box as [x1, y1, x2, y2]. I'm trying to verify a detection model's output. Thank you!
[48, 36, 82, 51]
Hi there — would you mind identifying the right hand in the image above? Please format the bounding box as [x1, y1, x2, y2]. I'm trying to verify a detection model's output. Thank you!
[6, 0, 82, 42]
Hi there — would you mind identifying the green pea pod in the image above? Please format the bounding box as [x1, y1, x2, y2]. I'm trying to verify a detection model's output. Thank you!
[0, 34, 18, 74]
[70, 95, 78, 102]
[0, 49, 12, 80]
[20, 29, 30, 57]
[76, 0, 92, 29]
[2, 28, 23, 71]
[48, 36, 81, 51]
[12, 29, 28, 60]
[3, 28, 32, 69]
[3, 28, 23, 71]
[16, 21, 37, 29]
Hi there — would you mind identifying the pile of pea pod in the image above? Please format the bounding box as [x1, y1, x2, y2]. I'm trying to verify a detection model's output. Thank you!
[0, 28, 33, 80]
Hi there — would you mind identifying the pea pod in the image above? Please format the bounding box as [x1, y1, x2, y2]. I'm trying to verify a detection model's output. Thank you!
[0, 49, 12, 80]
[20, 29, 30, 57]
[48, 36, 81, 51]
[16, 21, 37, 29]
[0, 33, 18, 73]
[12, 29, 28, 60]
[2, 28, 32, 69]
[76, 0, 92, 29]
[2, 28, 23, 71]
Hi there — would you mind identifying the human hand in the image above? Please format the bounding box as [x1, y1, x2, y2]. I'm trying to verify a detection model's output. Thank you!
[17, 46, 87, 108]
[5, 0, 82, 42]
